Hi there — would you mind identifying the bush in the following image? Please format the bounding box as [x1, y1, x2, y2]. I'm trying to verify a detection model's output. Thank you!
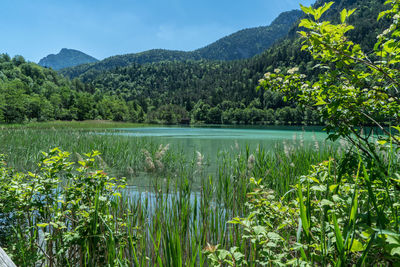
[0, 148, 136, 266]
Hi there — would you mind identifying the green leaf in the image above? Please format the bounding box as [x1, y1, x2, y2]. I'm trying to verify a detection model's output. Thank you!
[300, 4, 313, 16]
[391, 247, 400, 256]
[332, 213, 344, 254]
[315, 96, 327, 106]
[341, 9, 347, 23]
[350, 239, 364, 252]
[297, 185, 310, 239]
[320, 2, 334, 16]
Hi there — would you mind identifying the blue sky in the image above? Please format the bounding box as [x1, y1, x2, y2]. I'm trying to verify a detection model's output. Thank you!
[1, 0, 315, 62]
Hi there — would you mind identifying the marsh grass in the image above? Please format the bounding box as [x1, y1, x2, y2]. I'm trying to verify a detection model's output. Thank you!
[0, 124, 336, 266]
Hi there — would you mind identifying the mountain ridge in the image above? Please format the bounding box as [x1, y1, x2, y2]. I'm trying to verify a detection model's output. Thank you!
[38, 48, 98, 70]
[60, 9, 302, 78]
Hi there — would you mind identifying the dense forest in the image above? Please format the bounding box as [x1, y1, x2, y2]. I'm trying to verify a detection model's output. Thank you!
[0, 0, 389, 125]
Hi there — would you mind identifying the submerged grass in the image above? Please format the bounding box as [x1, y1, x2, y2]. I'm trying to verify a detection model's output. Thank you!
[0, 124, 337, 266]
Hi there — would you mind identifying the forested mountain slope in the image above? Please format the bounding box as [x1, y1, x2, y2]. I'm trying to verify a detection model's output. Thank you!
[38, 48, 98, 70]
[60, 10, 303, 78]
[0, 0, 390, 125]
[67, 0, 388, 124]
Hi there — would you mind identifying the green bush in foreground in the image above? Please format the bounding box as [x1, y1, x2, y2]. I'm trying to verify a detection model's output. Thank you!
[0, 148, 135, 266]
[205, 1, 400, 266]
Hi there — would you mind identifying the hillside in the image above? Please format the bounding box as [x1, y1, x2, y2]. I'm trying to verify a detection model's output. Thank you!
[0, 0, 390, 125]
[195, 10, 303, 60]
[60, 10, 302, 78]
[38, 48, 98, 70]
[65, 0, 389, 125]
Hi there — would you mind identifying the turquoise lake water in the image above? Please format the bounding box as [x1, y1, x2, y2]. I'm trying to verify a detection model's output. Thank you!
[109, 126, 330, 190]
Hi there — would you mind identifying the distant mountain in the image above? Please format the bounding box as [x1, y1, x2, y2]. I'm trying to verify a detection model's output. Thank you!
[38, 48, 98, 70]
[195, 10, 303, 60]
[60, 9, 302, 78]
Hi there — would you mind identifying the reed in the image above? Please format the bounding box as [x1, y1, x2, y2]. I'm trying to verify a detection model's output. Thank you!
[0, 124, 335, 266]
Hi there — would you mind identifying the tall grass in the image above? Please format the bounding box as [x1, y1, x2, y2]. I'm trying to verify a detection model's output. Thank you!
[0, 124, 336, 266]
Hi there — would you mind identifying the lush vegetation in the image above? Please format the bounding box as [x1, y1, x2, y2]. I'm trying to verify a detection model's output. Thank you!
[0, 126, 334, 266]
[206, 1, 400, 265]
[58, 0, 389, 126]
[1, 0, 390, 125]
[1, 0, 400, 265]
[0, 55, 146, 123]
[38, 48, 99, 70]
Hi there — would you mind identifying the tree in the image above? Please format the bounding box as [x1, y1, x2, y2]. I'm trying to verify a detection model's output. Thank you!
[259, 0, 400, 162]
[208, 2, 400, 265]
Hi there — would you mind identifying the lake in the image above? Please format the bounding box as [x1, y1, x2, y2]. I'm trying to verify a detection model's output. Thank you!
[114, 125, 328, 155]
[108, 125, 330, 189]
[0, 124, 332, 192]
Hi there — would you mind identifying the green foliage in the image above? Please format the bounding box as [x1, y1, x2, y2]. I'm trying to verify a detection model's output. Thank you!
[208, 1, 400, 266]
[0, 148, 133, 266]
[53, 0, 390, 126]
[260, 0, 400, 159]
[209, 157, 400, 265]
[0, 123, 336, 265]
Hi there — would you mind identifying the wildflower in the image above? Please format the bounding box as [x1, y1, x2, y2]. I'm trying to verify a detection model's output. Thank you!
[274, 68, 281, 73]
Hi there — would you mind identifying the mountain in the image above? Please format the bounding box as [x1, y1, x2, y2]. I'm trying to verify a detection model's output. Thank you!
[195, 10, 303, 60]
[60, 9, 303, 78]
[59, 0, 388, 125]
[38, 48, 98, 70]
[3, 0, 388, 125]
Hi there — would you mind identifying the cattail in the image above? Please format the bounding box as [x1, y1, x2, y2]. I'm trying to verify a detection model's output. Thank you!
[299, 133, 304, 148]
[155, 144, 170, 159]
[235, 140, 239, 150]
[248, 154, 255, 170]
[155, 160, 164, 170]
[75, 152, 83, 162]
[312, 133, 319, 151]
[145, 156, 155, 171]
[96, 155, 108, 169]
[127, 166, 134, 175]
[283, 141, 291, 158]
[196, 151, 204, 167]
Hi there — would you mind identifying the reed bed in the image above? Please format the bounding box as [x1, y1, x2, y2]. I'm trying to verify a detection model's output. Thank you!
[0, 125, 336, 266]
